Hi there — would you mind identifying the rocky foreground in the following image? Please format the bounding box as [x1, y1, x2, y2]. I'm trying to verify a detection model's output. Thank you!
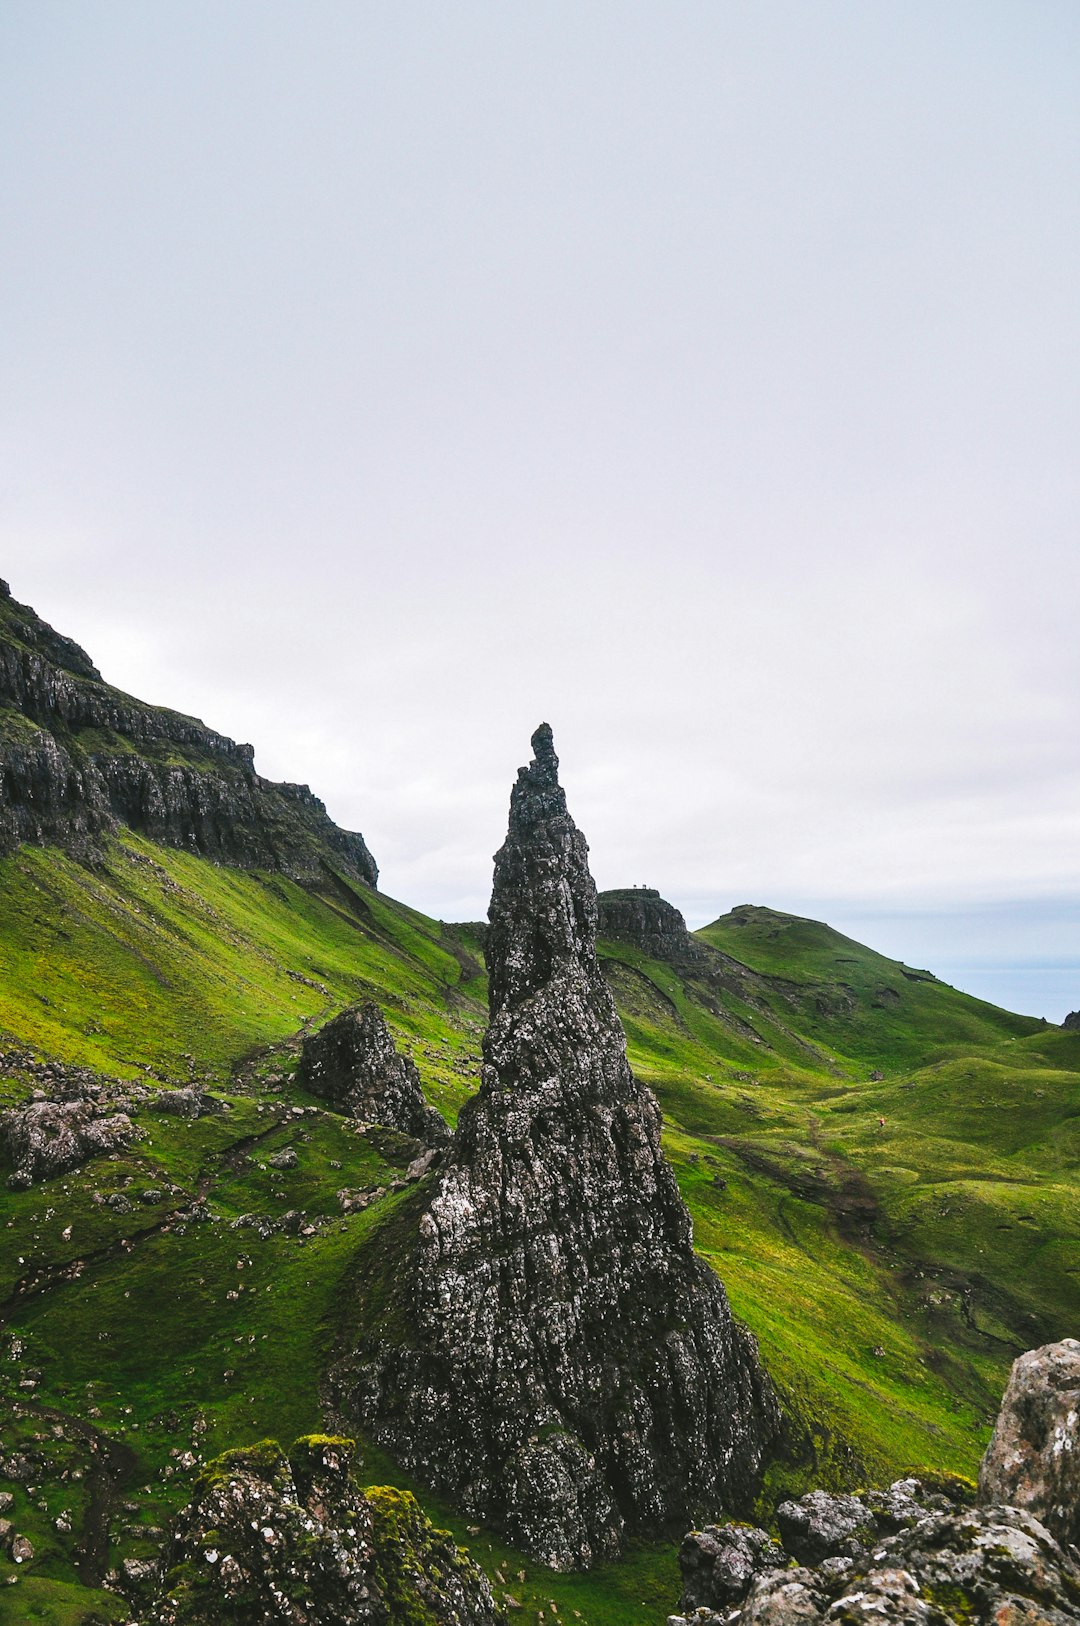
[336, 725, 779, 1569]
[146, 1434, 502, 1626]
[669, 1338, 1080, 1625]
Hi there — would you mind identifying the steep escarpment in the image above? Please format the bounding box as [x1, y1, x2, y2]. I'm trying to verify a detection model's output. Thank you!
[597, 886, 707, 965]
[337, 725, 779, 1570]
[0, 579, 377, 885]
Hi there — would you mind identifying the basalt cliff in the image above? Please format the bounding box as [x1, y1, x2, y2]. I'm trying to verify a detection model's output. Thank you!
[336, 725, 780, 1570]
[0, 579, 377, 886]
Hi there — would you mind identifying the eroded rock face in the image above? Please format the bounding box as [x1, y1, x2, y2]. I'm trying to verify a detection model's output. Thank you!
[0, 583, 377, 885]
[298, 1004, 449, 1144]
[597, 887, 707, 965]
[2, 1097, 137, 1188]
[668, 1502, 1080, 1626]
[340, 725, 779, 1569]
[148, 1435, 502, 1626]
[979, 1337, 1080, 1550]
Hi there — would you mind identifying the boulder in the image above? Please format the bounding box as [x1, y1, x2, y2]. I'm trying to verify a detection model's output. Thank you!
[2, 1097, 137, 1187]
[979, 1337, 1080, 1550]
[678, 1522, 788, 1611]
[298, 1004, 449, 1145]
[776, 1490, 876, 1565]
[669, 1504, 1080, 1625]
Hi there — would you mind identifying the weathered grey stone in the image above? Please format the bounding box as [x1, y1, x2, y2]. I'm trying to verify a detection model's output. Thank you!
[776, 1490, 876, 1565]
[670, 1501, 1080, 1625]
[679, 1523, 788, 1610]
[859, 1477, 954, 1532]
[148, 1435, 501, 1626]
[739, 1568, 827, 1625]
[979, 1337, 1080, 1551]
[817, 1566, 943, 1625]
[150, 1086, 220, 1120]
[122, 1556, 160, 1587]
[298, 1004, 449, 1145]
[2, 1097, 137, 1187]
[339, 725, 779, 1570]
[883, 1504, 1080, 1624]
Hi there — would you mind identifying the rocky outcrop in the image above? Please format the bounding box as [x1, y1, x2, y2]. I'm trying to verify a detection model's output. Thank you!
[669, 1484, 1080, 1625]
[1062, 1011, 1080, 1031]
[979, 1338, 1080, 1550]
[597, 887, 707, 965]
[2, 1097, 138, 1188]
[338, 725, 779, 1570]
[0, 581, 377, 886]
[298, 1005, 449, 1144]
[148, 1434, 502, 1626]
[678, 1523, 787, 1613]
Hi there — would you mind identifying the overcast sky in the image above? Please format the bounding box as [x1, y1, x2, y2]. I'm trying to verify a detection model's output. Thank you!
[3, 2, 1079, 1018]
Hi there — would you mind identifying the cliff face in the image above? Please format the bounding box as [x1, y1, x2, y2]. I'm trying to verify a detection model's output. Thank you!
[597, 886, 707, 964]
[0, 579, 377, 886]
[339, 725, 779, 1570]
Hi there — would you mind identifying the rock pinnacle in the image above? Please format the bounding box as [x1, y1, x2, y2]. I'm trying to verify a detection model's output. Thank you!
[340, 726, 780, 1569]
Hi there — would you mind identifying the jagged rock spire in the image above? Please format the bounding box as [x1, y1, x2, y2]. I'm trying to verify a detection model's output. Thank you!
[341, 726, 779, 1569]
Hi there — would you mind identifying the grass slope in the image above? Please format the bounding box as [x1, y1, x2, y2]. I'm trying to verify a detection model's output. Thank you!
[0, 861, 1076, 1626]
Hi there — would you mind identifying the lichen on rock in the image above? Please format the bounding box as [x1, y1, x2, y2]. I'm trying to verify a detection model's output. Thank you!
[669, 1493, 1080, 1625]
[147, 1434, 502, 1626]
[978, 1336, 1080, 1551]
[2, 1096, 138, 1188]
[338, 724, 779, 1569]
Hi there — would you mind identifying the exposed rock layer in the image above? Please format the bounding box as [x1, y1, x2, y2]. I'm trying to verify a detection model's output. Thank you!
[979, 1337, 1080, 1551]
[597, 887, 707, 965]
[298, 1004, 449, 1145]
[148, 1435, 502, 1626]
[0, 580, 377, 885]
[340, 725, 779, 1569]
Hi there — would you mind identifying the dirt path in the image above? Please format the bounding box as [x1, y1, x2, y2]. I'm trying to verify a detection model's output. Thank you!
[18, 1400, 138, 1586]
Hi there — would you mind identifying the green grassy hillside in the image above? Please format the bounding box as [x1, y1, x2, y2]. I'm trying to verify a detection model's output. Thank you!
[0, 854, 1077, 1625]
